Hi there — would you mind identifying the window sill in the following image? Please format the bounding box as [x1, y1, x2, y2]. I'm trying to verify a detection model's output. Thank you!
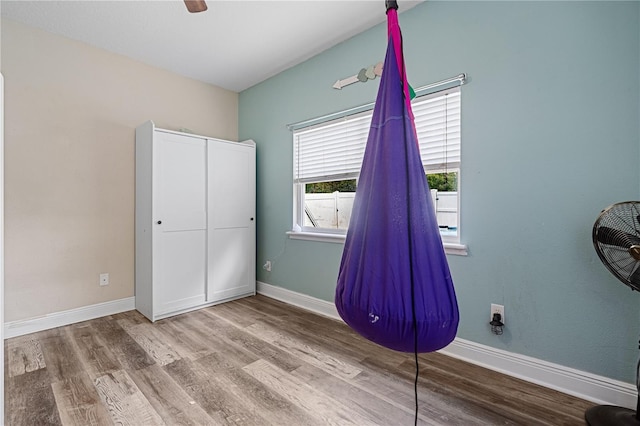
[286, 231, 346, 244]
[286, 231, 468, 256]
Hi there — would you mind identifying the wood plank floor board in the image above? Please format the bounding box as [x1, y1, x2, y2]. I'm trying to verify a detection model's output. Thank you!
[222, 297, 290, 323]
[236, 296, 361, 344]
[112, 310, 148, 325]
[411, 354, 590, 425]
[244, 322, 363, 380]
[152, 316, 215, 361]
[243, 358, 381, 426]
[356, 354, 521, 425]
[413, 353, 586, 415]
[203, 301, 269, 328]
[229, 296, 354, 342]
[164, 356, 271, 425]
[192, 309, 304, 372]
[5, 294, 594, 425]
[127, 363, 220, 426]
[39, 328, 86, 383]
[195, 308, 250, 337]
[89, 317, 156, 371]
[200, 340, 260, 371]
[94, 369, 166, 426]
[233, 296, 420, 370]
[154, 310, 242, 360]
[6, 336, 46, 378]
[6, 367, 63, 426]
[196, 354, 321, 426]
[260, 314, 373, 363]
[172, 313, 263, 370]
[214, 300, 369, 364]
[51, 372, 112, 426]
[169, 311, 262, 363]
[398, 356, 588, 426]
[67, 323, 121, 379]
[118, 319, 182, 367]
[290, 362, 420, 425]
[416, 351, 591, 417]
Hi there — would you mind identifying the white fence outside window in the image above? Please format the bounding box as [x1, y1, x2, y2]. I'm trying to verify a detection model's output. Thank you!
[304, 190, 458, 231]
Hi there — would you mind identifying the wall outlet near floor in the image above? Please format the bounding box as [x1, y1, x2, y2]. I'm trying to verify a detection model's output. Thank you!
[491, 303, 505, 325]
[263, 261, 272, 272]
[99, 273, 109, 286]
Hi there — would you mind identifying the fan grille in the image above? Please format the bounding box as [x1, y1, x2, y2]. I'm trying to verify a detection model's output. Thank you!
[593, 201, 640, 291]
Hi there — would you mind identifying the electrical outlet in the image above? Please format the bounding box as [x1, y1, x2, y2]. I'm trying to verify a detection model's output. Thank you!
[99, 273, 109, 286]
[491, 303, 505, 325]
[263, 261, 272, 272]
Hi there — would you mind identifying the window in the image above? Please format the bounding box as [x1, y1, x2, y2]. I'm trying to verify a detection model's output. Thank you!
[292, 87, 462, 245]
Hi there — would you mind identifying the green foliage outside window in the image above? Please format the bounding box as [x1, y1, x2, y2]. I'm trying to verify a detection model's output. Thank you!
[306, 179, 357, 193]
[305, 173, 456, 194]
[427, 172, 457, 192]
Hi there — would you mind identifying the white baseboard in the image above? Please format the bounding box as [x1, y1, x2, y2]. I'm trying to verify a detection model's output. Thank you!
[257, 281, 341, 320]
[256, 281, 637, 409]
[4, 297, 135, 339]
[439, 338, 636, 409]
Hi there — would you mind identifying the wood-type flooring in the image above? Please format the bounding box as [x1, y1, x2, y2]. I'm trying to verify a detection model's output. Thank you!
[5, 295, 594, 425]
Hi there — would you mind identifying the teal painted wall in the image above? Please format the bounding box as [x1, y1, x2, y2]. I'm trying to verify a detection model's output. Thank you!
[239, 1, 640, 383]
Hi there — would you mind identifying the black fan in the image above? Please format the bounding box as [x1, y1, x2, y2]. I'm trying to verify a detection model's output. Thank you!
[588, 201, 640, 425]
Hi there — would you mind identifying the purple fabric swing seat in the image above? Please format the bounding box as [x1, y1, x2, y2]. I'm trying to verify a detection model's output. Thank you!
[335, 6, 459, 353]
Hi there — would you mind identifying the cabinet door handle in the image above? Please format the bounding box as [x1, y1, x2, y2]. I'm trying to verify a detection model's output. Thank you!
[157, 220, 162, 225]
[250, 218, 254, 221]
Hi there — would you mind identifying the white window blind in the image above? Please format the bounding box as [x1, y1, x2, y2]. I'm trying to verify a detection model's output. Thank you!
[293, 111, 371, 184]
[293, 87, 460, 183]
[414, 89, 461, 172]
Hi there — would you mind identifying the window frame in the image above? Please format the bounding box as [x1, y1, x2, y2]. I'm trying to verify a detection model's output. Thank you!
[289, 85, 467, 255]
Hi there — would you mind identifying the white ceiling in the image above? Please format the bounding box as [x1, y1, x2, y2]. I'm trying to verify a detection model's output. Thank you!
[1, 0, 421, 92]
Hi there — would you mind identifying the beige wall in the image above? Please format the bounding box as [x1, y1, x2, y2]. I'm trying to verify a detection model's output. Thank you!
[1, 19, 239, 322]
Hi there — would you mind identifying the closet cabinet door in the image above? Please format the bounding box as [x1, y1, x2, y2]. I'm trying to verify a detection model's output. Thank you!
[152, 132, 207, 316]
[136, 121, 255, 322]
[207, 139, 256, 302]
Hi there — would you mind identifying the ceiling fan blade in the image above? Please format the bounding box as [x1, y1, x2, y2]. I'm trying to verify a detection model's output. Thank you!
[184, 0, 207, 13]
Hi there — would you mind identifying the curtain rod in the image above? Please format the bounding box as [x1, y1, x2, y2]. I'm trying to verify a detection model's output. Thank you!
[287, 73, 466, 131]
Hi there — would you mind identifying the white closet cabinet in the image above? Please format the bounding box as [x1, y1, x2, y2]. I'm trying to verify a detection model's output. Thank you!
[135, 121, 256, 322]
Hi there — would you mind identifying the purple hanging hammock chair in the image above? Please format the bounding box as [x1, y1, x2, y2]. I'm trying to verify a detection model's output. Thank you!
[335, 2, 459, 354]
